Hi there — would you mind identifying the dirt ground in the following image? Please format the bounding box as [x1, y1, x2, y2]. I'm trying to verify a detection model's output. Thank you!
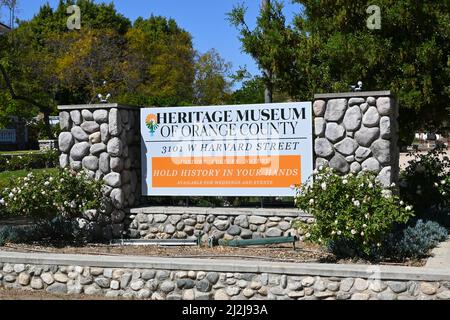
[0, 287, 114, 300]
[1, 242, 331, 263]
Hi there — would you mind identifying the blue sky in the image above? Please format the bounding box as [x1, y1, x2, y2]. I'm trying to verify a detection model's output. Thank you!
[2, 0, 303, 85]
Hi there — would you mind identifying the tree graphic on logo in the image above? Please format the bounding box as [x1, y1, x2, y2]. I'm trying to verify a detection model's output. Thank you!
[145, 114, 159, 136]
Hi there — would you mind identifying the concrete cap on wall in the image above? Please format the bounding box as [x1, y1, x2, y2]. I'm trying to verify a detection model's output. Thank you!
[314, 91, 393, 99]
[58, 103, 142, 111]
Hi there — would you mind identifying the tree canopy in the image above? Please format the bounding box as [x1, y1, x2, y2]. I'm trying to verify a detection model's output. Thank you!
[229, 0, 450, 144]
[0, 0, 232, 132]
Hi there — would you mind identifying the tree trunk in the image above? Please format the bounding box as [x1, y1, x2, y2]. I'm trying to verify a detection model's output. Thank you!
[262, 0, 273, 103]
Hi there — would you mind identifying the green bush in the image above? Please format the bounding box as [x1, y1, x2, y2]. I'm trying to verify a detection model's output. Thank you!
[0, 217, 90, 247]
[293, 167, 414, 257]
[399, 146, 450, 222]
[383, 220, 448, 259]
[0, 168, 106, 220]
[0, 149, 59, 171]
[28, 119, 60, 140]
[0, 225, 29, 246]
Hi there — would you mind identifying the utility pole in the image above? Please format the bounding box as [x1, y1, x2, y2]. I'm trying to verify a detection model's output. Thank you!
[262, 0, 273, 104]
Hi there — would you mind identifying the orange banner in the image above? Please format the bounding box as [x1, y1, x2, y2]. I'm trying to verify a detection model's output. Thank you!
[151, 155, 301, 188]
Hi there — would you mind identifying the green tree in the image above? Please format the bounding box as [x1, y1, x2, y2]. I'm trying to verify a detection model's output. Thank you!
[0, 0, 131, 130]
[227, 76, 265, 105]
[51, 28, 126, 104]
[119, 15, 196, 107]
[228, 0, 301, 102]
[193, 49, 232, 106]
[294, 0, 450, 144]
[229, 0, 450, 144]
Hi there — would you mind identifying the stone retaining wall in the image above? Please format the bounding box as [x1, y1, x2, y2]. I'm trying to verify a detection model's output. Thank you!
[127, 207, 313, 242]
[58, 104, 141, 238]
[1, 253, 450, 300]
[313, 91, 399, 186]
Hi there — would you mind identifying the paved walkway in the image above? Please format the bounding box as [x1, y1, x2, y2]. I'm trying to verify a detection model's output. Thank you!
[425, 237, 450, 269]
[399, 149, 450, 169]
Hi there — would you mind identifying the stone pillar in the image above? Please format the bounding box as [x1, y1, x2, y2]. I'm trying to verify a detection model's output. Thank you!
[58, 104, 141, 238]
[313, 91, 399, 187]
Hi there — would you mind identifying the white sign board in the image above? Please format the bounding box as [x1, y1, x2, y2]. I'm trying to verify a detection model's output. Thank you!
[141, 102, 313, 197]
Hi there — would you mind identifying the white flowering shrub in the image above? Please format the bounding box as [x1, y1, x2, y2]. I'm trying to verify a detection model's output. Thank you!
[0, 169, 105, 219]
[293, 167, 414, 257]
[400, 146, 450, 221]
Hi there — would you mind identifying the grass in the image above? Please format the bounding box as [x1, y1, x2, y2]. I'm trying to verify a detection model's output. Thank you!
[0, 150, 43, 156]
[0, 168, 58, 189]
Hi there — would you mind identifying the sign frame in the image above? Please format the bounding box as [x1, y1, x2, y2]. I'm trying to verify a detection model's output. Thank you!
[140, 102, 313, 197]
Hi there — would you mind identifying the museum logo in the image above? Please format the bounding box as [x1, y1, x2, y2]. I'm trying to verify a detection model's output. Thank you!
[145, 114, 159, 136]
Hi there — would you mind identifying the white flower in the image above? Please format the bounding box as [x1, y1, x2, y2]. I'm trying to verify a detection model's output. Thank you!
[368, 183, 373, 188]
[353, 200, 360, 207]
[351, 229, 357, 235]
[363, 224, 367, 228]
[321, 183, 327, 191]
[405, 206, 412, 211]
[377, 243, 381, 247]
[442, 192, 447, 196]
[49, 177, 54, 182]
[390, 182, 396, 187]
[334, 220, 338, 224]
[305, 233, 311, 238]
[44, 181, 50, 186]
[331, 231, 336, 235]
[309, 199, 314, 205]
[441, 180, 446, 185]
[318, 165, 323, 171]
[434, 182, 439, 187]
[342, 179, 348, 185]
[41, 191, 46, 195]
[0, 199, 4, 205]
[337, 230, 342, 235]
[382, 189, 392, 198]
[8, 193, 14, 199]
[400, 201, 404, 205]
[360, 231, 364, 236]
[60, 178, 64, 182]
